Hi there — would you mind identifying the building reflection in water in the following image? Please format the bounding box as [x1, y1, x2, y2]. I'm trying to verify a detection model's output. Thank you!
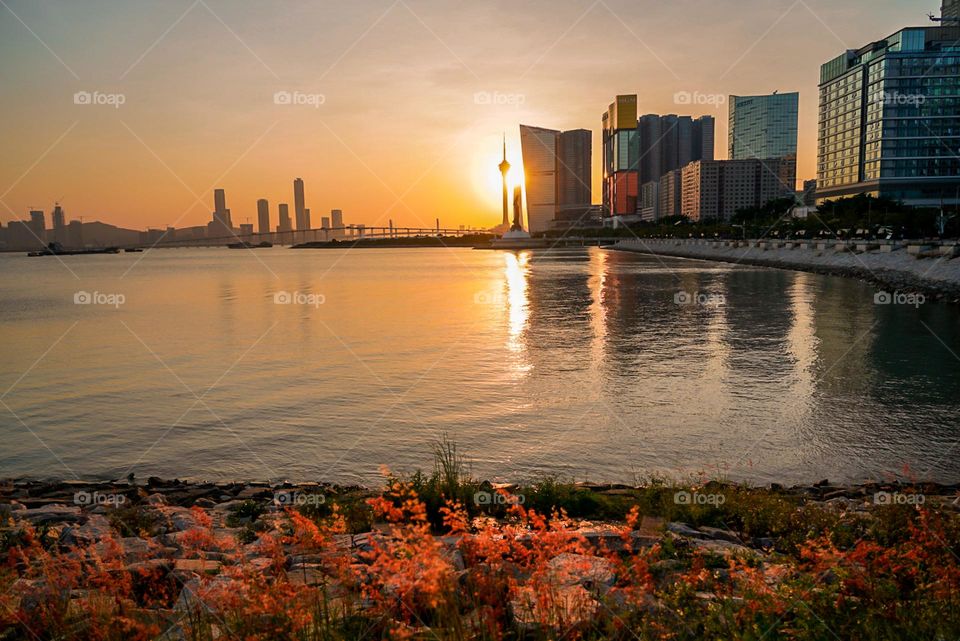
[503, 251, 531, 374]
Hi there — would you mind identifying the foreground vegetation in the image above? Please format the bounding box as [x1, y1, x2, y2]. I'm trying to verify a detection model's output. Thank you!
[2, 443, 959, 640]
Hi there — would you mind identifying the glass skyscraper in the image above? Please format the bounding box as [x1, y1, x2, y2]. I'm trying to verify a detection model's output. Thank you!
[817, 20, 960, 206]
[728, 93, 799, 161]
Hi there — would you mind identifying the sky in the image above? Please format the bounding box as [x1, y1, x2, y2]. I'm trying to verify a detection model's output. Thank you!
[0, 0, 941, 231]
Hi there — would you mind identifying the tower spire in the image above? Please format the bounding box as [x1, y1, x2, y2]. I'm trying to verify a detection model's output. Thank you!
[498, 134, 512, 229]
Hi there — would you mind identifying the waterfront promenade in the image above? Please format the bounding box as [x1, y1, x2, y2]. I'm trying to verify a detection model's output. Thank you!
[612, 238, 960, 300]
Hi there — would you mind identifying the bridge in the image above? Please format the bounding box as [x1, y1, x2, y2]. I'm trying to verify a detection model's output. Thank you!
[133, 225, 484, 249]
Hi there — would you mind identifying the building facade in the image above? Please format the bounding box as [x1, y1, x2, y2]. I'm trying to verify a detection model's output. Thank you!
[602, 95, 639, 217]
[257, 199, 270, 234]
[682, 158, 796, 222]
[729, 93, 799, 161]
[817, 22, 960, 206]
[277, 204, 292, 233]
[602, 95, 715, 222]
[519, 125, 558, 234]
[519, 124, 593, 232]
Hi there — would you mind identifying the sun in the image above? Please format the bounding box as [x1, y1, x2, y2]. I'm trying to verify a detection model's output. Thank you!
[470, 136, 525, 221]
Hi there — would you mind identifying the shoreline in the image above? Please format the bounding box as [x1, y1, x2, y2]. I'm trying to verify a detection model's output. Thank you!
[609, 238, 960, 302]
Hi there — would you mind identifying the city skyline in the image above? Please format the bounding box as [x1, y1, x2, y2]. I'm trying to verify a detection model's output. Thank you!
[0, 0, 943, 231]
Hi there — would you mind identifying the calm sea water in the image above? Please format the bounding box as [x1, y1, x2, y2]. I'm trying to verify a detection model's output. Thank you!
[2, 246, 959, 486]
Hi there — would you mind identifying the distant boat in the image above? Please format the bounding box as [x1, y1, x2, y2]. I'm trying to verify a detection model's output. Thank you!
[28, 242, 120, 257]
[227, 241, 273, 249]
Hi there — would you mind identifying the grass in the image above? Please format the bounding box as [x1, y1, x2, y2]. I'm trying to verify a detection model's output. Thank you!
[2, 439, 956, 640]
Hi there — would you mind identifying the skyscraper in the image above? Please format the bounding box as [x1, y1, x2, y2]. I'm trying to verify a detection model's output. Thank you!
[519, 125, 593, 232]
[28, 210, 45, 243]
[277, 204, 292, 233]
[293, 178, 307, 230]
[637, 114, 715, 185]
[729, 93, 799, 160]
[942, 0, 959, 25]
[51, 203, 65, 233]
[602, 95, 639, 217]
[519, 125, 559, 234]
[603, 95, 715, 222]
[817, 19, 960, 206]
[257, 199, 270, 234]
[556, 129, 592, 226]
[209, 188, 233, 237]
[331, 209, 343, 230]
[729, 92, 799, 196]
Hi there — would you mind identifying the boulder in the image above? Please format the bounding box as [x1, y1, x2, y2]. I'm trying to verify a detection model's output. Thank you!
[547, 553, 615, 594]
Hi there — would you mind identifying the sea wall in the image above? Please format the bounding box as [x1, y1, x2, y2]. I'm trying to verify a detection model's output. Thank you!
[611, 238, 960, 301]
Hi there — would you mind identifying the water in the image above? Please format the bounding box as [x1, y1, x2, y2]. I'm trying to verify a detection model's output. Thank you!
[1, 246, 959, 486]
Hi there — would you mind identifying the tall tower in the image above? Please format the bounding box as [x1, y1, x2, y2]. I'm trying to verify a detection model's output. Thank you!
[257, 199, 270, 234]
[293, 178, 306, 230]
[498, 135, 511, 228]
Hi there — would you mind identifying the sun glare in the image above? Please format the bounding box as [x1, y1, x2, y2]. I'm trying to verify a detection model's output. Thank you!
[471, 137, 525, 222]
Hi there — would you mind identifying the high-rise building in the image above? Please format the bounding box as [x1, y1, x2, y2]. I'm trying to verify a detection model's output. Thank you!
[257, 199, 270, 234]
[519, 125, 559, 234]
[602, 95, 639, 217]
[942, 0, 959, 25]
[51, 203, 67, 231]
[729, 93, 799, 160]
[556, 129, 592, 226]
[208, 188, 233, 237]
[681, 158, 796, 221]
[28, 210, 45, 242]
[321, 217, 330, 229]
[331, 209, 343, 229]
[293, 178, 307, 230]
[658, 169, 684, 219]
[817, 20, 960, 206]
[729, 92, 799, 196]
[603, 95, 715, 222]
[518, 125, 593, 232]
[277, 203, 292, 233]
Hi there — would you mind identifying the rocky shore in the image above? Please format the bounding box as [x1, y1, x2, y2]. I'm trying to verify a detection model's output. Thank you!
[2, 476, 959, 639]
[611, 238, 960, 301]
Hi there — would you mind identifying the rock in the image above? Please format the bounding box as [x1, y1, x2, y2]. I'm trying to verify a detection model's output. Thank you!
[62, 514, 114, 545]
[638, 515, 665, 533]
[173, 559, 222, 574]
[21, 504, 82, 525]
[690, 539, 758, 557]
[547, 553, 615, 594]
[511, 583, 599, 631]
[145, 493, 167, 506]
[698, 526, 741, 543]
[667, 522, 710, 539]
[287, 566, 327, 587]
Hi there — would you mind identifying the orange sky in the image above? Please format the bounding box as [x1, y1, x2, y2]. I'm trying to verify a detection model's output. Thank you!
[0, 0, 938, 231]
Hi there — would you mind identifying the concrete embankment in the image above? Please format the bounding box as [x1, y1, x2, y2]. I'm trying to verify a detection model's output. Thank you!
[611, 238, 960, 301]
